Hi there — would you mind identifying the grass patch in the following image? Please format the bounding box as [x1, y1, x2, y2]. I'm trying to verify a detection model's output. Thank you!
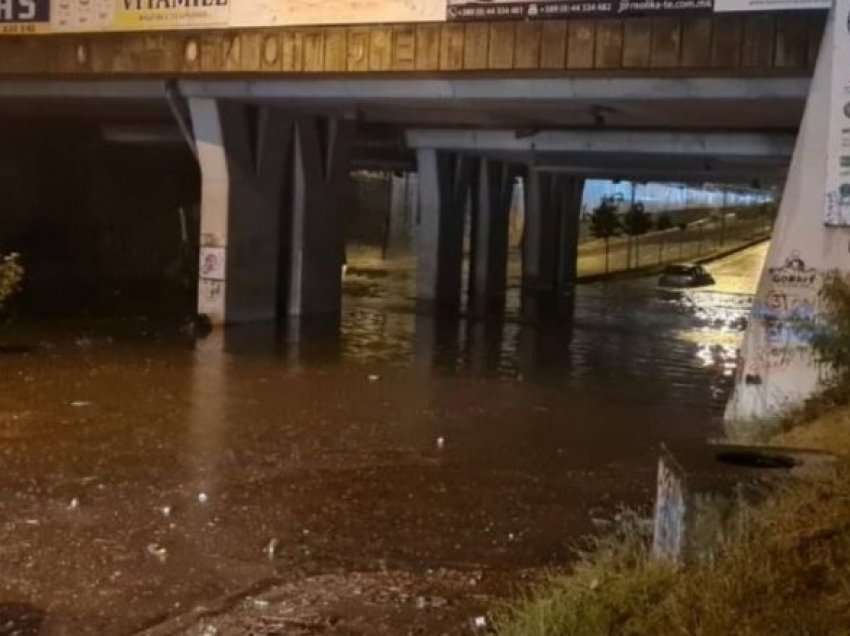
[494, 515, 675, 636]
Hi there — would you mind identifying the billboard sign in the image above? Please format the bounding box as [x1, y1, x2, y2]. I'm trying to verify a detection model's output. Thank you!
[0, 0, 833, 33]
[0, 0, 49, 33]
[2, 0, 446, 34]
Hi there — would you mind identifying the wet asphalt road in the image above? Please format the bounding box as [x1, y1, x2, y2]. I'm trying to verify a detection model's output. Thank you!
[0, 243, 767, 635]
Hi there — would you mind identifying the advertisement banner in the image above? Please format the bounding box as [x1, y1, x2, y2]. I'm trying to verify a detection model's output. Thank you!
[448, 0, 713, 20]
[114, 0, 230, 31]
[0, 0, 833, 34]
[4, 0, 446, 34]
[825, 0, 850, 226]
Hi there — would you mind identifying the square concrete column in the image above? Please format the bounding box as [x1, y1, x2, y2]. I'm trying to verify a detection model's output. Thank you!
[189, 98, 289, 325]
[415, 149, 473, 308]
[469, 158, 515, 315]
[281, 117, 354, 318]
[522, 169, 559, 296]
[386, 172, 418, 257]
[557, 177, 586, 291]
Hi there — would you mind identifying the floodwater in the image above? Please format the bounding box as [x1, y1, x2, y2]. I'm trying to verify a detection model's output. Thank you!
[0, 243, 767, 635]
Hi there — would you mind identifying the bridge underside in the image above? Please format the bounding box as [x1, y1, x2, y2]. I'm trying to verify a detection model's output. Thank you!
[0, 12, 819, 325]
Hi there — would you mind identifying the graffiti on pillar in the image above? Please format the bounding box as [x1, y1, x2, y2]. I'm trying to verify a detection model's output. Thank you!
[766, 251, 818, 287]
[746, 251, 820, 375]
[200, 246, 226, 281]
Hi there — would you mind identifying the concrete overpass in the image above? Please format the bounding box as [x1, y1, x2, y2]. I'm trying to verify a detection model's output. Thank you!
[0, 11, 825, 324]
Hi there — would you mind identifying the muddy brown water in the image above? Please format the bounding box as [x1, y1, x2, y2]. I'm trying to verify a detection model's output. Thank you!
[0, 245, 766, 635]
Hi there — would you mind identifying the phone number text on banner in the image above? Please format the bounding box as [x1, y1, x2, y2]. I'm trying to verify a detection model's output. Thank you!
[448, 0, 714, 20]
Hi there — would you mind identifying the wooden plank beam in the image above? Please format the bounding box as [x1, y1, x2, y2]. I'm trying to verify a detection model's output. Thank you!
[0, 14, 821, 77]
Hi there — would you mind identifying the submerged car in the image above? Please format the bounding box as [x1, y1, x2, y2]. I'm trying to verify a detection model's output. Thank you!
[658, 263, 715, 288]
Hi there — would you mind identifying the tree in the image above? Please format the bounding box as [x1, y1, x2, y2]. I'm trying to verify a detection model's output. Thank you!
[622, 203, 652, 268]
[0, 253, 23, 312]
[590, 199, 621, 273]
[656, 213, 674, 232]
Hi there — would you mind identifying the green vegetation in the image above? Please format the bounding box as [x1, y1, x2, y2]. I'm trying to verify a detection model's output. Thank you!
[807, 272, 850, 386]
[495, 466, 850, 636]
[496, 270, 850, 636]
[621, 203, 652, 238]
[0, 252, 23, 312]
[655, 213, 673, 232]
[622, 203, 652, 268]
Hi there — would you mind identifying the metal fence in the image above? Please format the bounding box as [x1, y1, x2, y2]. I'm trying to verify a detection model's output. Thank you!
[577, 212, 774, 278]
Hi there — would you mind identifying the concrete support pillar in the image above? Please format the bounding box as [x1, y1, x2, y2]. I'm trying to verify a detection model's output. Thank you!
[522, 172, 585, 319]
[469, 158, 515, 314]
[190, 99, 353, 325]
[190, 98, 290, 325]
[386, 172, 418, 256]
[726, 3, 850, 424]
[415, 150, 474, 307]
[522, 169, 559, 295]
[557, 177, 586, 291]
[282, 117, 354, 317]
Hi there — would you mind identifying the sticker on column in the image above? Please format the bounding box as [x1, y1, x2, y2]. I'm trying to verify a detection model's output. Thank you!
[200, 246, 226, 281]
[199, 279, 225, 317]
[199, 246, 226, 321]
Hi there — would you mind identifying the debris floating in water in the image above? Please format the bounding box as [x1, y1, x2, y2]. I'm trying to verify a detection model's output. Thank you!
[367, 374, 381, 382]
[146, 543, 168, 563]
[436, 436, 446, 450]
[159, 505, 172, 518]
[472, 615, 488, 630]
[264, 538, 280, 560]
[67, 498, 79, 510]
[70, 401, 92, 408]
[197, 492, 209, 504]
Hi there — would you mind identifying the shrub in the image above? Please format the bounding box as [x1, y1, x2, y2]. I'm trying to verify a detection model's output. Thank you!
[622, 203, 652, 238]
[656, 213, 673, 232]
[589, 200, 621, 241]
[0, 252, 24, 311]
[808, 271, 850, 385]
